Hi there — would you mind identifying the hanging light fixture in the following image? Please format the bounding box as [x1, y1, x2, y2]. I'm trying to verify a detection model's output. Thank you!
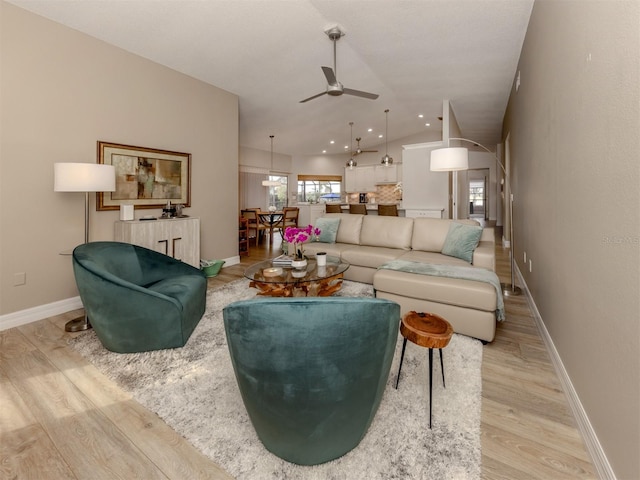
[262, 135, 280, 186]
[345, 121, 357, 169]
[381, 109, 393, 166]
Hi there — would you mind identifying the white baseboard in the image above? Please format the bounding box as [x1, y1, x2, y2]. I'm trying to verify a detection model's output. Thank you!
[513, 265, 615, 480]
[223, 255, 241, 267]
[1, 256, 242, 332]
[0, 296, 83, 332]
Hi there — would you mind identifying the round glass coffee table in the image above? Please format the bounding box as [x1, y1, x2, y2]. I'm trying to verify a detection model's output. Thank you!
[244, 256, 350, 297]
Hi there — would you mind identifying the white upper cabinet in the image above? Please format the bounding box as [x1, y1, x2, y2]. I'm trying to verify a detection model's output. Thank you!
[374, 164, 399, 184]
[344, 165, 376, 192]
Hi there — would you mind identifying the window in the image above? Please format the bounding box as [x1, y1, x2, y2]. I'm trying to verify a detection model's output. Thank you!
[297, 175, 342, 203]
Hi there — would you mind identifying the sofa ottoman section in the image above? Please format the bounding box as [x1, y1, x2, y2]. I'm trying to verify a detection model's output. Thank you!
[373, 268, 498, 342]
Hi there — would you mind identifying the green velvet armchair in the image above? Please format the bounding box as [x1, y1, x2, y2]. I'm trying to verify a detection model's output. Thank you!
[223, 297, 400, 465]
[72, 241, 207, 353]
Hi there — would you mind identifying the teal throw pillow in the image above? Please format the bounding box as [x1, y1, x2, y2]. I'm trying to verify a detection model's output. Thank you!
[441, 222, 483, 263]
[315, 217, 341, 243]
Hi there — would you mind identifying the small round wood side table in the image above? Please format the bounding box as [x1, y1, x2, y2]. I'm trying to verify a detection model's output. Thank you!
[395, 311, 454, 428]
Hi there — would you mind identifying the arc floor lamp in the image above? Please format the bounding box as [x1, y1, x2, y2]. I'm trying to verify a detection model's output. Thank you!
[54, 162, 116, 331]
[430, 139, 522, 297]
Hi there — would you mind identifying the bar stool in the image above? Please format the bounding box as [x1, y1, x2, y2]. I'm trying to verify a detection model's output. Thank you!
[377, 204, 398, 216]
[395, 311, 453, 428]
[349, 204, 367, 215]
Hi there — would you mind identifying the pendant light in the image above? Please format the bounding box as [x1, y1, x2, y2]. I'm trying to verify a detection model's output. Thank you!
[262, 135, 280, 186]
[381, 109, 393, 166]
[346, 121, 357, 169]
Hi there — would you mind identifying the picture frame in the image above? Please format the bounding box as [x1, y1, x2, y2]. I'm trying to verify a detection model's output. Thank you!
[97, 141, 191, 211]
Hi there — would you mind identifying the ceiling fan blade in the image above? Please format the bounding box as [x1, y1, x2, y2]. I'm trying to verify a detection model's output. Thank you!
[343, 88, 379, 100]
[322, 66, 337, 85]
[299, 91, 328, 103]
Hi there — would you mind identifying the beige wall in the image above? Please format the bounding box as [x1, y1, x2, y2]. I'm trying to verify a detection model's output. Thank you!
[0, 2, 239, 315]
[503, 1, 639, 478]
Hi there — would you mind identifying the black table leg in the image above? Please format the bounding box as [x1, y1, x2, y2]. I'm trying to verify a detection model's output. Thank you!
[439, 348, 445, 388]
[395, 337, 408, 389]
[428, 347, 433, 429]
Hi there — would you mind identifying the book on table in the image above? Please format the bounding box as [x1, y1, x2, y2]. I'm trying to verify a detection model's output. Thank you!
[272, 254, 293, 266]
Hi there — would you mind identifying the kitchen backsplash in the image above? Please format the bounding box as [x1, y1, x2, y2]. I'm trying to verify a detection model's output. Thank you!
[375, 184, 402, 203]
[345, 184, 401, 204]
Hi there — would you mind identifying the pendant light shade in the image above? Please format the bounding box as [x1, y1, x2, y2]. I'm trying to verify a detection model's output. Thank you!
[381, 109, 393, 166]
[345, 121, 357, 169]
[262, 135, 280, 186]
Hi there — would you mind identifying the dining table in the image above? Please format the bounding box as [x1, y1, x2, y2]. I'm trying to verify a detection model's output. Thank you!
[257, 210, 283, 244]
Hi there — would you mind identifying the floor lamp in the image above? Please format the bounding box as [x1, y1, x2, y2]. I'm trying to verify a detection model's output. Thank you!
[54, 162, 116, 331]
[430, 140, 522, 297]
[430, 146, 469, 220]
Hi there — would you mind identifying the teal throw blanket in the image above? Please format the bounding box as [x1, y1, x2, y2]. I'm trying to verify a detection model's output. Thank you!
[379, 259, 505, 321]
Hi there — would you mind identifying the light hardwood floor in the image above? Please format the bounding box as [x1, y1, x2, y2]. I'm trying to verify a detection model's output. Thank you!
[0, 230, 597, 479]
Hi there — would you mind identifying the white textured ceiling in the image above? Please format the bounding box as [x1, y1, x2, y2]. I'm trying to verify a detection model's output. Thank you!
[8, 0, 534, 156]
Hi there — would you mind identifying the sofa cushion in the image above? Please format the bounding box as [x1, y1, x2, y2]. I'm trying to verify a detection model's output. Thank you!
[341, 245, 406, 269]
[303, 241, 355, 259]
[411, 218, 480, 252]
[398, 250, 472, 268]
[373, 268, 497, 312]
[314, 217, 340, 243]
[321, 213, 363, 245]
[360, 216, 414, 250]
[441, 222, 483, 263]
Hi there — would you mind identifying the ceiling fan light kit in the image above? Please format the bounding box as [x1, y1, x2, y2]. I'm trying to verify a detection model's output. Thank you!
[300, 27, 379, 103]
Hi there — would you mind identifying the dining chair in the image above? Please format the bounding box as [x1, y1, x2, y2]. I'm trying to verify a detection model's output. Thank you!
[241, 209, 268, 245]
[377, 204, 399, 216]
[275, 207, 299, 236]
[349, 204, 368, 215]
[325, 204, 343, 213]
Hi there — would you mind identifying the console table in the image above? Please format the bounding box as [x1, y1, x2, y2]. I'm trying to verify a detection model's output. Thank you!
[114, 217, 200, 268]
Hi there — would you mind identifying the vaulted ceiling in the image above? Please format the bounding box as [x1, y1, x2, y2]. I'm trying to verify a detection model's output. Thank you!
[8, 0, 534, 156]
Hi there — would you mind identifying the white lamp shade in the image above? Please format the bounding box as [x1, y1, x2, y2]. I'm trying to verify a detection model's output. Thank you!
[54, 163, 116, 192]
[262, 180, 280, 187]
[430, 147, 469, 172]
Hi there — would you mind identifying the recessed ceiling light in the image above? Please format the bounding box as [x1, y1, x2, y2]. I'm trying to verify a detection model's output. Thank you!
[367, 128, 373, 132]
[330, 140, 335, 144]
[344, 145, 349, 149]
[322, 150, 327, 153]
[425, 123, 431, 127]
[418, 114, 424, 118]
[378, 134, 383, 138]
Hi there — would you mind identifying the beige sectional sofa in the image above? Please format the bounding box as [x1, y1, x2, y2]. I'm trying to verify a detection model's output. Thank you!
[303, 213, 502, 342]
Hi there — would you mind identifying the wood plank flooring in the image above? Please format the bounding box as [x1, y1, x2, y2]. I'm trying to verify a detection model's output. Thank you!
[0, 231, 597, 479]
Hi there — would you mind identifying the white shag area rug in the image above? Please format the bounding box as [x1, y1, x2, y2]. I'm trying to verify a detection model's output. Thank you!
[69, 280, 482, 479]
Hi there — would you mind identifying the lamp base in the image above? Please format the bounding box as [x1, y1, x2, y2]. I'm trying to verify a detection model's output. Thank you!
[501, 283, 522, 297]
[65, 314, 92, 332]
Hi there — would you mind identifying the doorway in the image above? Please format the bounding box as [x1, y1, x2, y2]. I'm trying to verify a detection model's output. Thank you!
[468, 168, 490, 221]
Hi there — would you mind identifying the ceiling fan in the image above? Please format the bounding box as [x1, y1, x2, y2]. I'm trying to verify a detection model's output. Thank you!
[354, 137, 378, 156]
[300, 27, 379, 103]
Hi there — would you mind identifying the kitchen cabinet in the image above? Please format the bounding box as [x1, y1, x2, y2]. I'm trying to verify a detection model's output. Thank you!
[402, 142, 449, 218]
[114, 217, 200, 268]
[297, 204, 325, 227]
[404, 209, 444, 219]
[374, 164, 399, 184]
[344, 165, 376, 192]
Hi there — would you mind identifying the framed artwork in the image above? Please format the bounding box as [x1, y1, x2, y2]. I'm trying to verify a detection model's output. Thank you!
[97, 141, 191, 211]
